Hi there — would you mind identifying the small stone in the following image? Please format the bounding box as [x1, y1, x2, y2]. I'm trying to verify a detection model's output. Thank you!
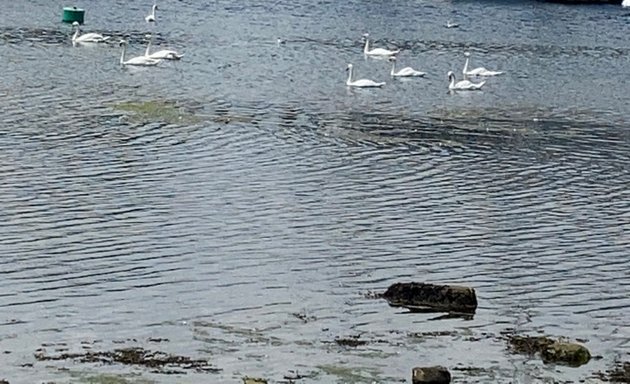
[412, 366, 451, 384]
[243, 377, 267, 384]
[541, 341, 591, 367]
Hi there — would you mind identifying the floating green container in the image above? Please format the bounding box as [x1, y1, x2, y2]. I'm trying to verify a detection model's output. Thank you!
[62, 6, 85, 24]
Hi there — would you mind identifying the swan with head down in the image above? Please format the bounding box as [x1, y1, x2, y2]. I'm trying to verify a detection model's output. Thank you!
[145, 33, 184, 60]
[389, 57, 425, 77]
[448, 71, 485, 91]
[346, 64, 385, 88]
[363, 33, 400, 57]
[71, 21, 110, 45]
[119, 39, 161, 66]
[463, 52, 503, 77]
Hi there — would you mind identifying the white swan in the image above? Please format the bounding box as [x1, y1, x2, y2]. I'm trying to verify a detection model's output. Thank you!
[445, 21, 459, 28]
[144, 34, 184, 60]
[462, 52, 503, 77]
[119, 40, 161, 66]
[145, 4, 158, 23]
[71, 21, 110, 44]
[346, 64, 385, 88]
[389, 57, 426, 77]
[623, 0, 630, 6]
[448, 71, 485, 91]
[363, 33, 400, 57]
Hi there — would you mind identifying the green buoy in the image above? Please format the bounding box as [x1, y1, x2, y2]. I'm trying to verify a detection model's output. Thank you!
[62, 6, 85, 24]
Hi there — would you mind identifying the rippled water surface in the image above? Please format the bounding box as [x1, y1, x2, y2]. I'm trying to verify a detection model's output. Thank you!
[1, 0, 629, 383]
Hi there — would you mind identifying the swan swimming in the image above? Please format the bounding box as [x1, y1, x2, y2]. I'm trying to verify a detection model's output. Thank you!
[623, 0, 630, 6]
[448, 71, 485, 91]
[71, 21, 110, 44]
[363, 33, 400, 57]
[445, 21, 459, 28]
[346, 64, 385, 88]
[462, 52, 503, 77]
[389, 57, 426, 77]
[119, 40, 161, 66]
[145, 33, 184, 60]
[145, 4, 158, 23]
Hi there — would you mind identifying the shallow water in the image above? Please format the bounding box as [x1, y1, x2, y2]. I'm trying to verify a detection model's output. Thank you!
[0, 0, 629, 383]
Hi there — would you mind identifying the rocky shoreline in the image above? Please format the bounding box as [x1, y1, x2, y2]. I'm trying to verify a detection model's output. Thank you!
[2, 282, 629, 383]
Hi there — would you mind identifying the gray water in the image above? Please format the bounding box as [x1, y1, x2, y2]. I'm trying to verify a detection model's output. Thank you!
[0, 0, 629, 383]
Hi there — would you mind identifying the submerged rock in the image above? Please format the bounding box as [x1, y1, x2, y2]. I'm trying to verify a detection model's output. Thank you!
[412, 366, 451, 384]
[383, 282, 477, 313]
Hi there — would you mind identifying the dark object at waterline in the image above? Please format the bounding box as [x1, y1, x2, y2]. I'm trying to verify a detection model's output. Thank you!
[62, 6, 85, 24]
[383, 282, 477, 313]
[540, 0, 621, 4]
[507, 335, 591, 367]
[541, 341, 591, 367]
[412, 366, 451, 384]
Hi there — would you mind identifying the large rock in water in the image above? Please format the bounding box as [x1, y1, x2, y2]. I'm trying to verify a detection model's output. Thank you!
[383, 282, 477, 313]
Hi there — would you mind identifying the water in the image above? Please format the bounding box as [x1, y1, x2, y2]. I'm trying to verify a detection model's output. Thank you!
[1, 0, 629, 383]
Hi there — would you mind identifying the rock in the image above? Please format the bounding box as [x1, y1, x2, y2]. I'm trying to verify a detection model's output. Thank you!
[383, 282, 477, 313]
[243, 377, 268, 384]
[541, 341, 591, 367]
[507, 335, 591, 367]
[412, 366, 451, 384]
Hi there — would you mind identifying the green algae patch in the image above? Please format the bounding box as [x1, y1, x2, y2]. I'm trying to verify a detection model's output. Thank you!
[113, 100, 203, 125]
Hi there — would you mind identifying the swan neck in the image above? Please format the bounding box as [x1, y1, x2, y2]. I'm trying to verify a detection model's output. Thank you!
[463, 57, 469, 74]
[449, 74, 455, 88]
[120, 44, 126, 65]
[363, 39, 369, 54]
[346, 66, 353, 85]
[72, 28, 79, 42]
[390, 60, 396, 76]
[145, 34, 153, 56]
